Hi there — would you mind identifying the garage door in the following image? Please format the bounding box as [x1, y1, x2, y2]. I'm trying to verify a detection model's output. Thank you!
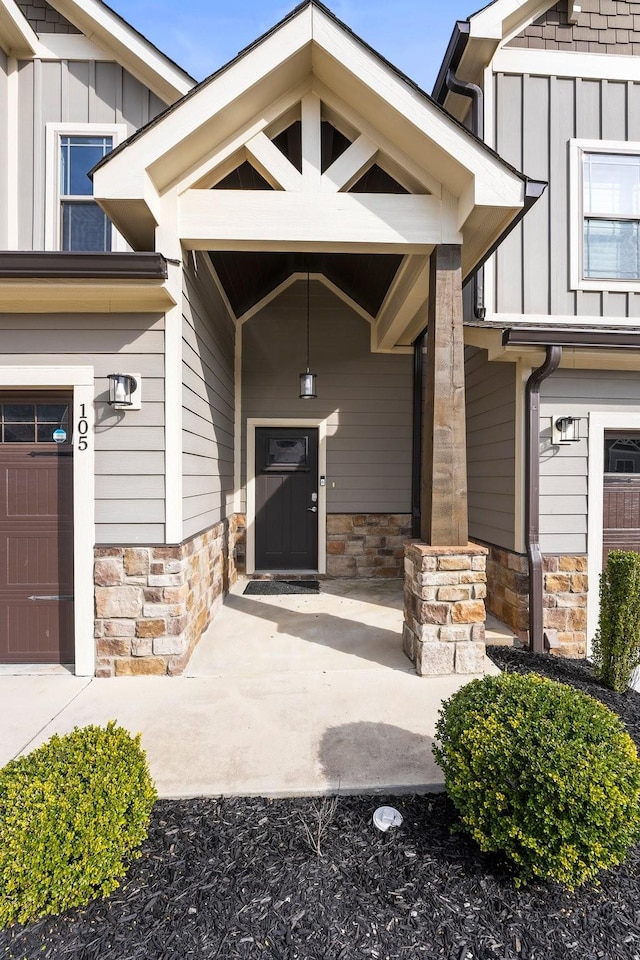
[0, 397, 74, 663]
[603, 433, 640, 564]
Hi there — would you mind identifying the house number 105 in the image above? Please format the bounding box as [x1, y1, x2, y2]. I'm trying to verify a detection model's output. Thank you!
[77, 403, 89, 451]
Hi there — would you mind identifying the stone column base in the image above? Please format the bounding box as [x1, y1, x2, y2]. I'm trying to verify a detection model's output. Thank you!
[403, 541, 488, 676]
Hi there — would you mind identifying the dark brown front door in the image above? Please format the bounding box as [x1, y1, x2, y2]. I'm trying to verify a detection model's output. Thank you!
[0, 396, 74, 663]
[255, 427, 318, 570]
[603, 433, 640, 563]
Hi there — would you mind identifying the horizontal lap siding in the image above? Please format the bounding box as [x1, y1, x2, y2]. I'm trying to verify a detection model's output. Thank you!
[242, 282, 412, 513]
[541, 369, 640, 553]
[17, 58, 166, 249]
[182, 254, 235, 539]
[465, 347, 516, 550]
[0, 313, 165, 543]
[494, 73, 640, 319]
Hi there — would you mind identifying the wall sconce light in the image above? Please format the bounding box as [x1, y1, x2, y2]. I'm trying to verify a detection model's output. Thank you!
[553, 415, 582, 444]
[299, 271, 317, 399]
[108, 373, 141, 410]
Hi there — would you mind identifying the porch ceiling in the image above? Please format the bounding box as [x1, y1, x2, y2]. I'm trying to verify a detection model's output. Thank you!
[209, 251, 402, 319]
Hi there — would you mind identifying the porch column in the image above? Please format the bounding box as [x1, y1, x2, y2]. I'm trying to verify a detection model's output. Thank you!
[421, 244, 467, 546]
[403, 244, 487, 677]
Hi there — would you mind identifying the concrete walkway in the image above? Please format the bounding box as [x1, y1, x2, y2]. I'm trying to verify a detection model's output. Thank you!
[0, 579, 500, 798]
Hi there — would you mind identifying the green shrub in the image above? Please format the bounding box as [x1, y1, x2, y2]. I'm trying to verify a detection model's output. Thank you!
[0, 721, 157, 927]
[433, 672, 640, 889]
[593, 549, 640, 692]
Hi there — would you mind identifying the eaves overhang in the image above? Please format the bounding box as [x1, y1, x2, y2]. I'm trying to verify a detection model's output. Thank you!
[0, 252, 173, 313]
[503, 327, 640, 349]
[0, 0, 39, 57]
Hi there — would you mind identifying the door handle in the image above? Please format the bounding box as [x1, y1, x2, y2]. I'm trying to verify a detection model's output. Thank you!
[308, 506, 317, 513]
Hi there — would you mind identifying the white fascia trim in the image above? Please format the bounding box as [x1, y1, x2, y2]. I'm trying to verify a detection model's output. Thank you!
[6, 56, 18, 249]
[587, 412, 640, 657]
[569, 139, 640, 294]
[493, 47, 640, 82]
[44, 122, 128, 253]
[246, 418, 328, 575]
[50, 0, 193, 102]
[0, 365, 95, 676]
[0, 0, 39, 57]
[469, 0, 549, 40]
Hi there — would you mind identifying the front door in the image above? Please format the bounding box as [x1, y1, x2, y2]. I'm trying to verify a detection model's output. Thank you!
[0, 396, 74, 663]
[255, 427, 318, 570]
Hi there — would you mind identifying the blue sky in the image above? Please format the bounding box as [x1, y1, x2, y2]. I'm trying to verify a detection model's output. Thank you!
[107, 0, 477, 93]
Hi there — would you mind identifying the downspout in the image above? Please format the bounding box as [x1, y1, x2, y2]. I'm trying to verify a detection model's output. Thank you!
[445, 68, 485, 320]
[411, 330, 425, 538]
[525, 345, 562, 653]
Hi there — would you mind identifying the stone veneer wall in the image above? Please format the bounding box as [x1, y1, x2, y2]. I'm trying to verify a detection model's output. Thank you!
[228, 513, 246, 583]
[94, 522, 226, 677]
[403, 542, 488, 676]
[326, 514, 412, 578]
[486, 545, 588, 657]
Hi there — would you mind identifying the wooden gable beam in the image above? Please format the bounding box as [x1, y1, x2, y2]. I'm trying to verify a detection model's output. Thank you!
[245, 132, 303, 191]
[321, 135, 378, 193]
[179, 190, 453, 252]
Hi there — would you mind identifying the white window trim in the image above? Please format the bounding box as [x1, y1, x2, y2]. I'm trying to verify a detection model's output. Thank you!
[569, 138, 640, 293]
[587, 412, 640, 659]
[45, 123, 127, 252]
[0, 365, 95, 676]
[246, 418, 327, 575]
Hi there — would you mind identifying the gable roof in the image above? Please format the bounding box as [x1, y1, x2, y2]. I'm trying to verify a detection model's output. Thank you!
[0, 0, 194, 103]
[93, 1, 542, 269]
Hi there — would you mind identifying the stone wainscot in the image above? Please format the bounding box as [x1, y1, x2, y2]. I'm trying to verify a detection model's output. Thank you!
[94, 522, 227, 676]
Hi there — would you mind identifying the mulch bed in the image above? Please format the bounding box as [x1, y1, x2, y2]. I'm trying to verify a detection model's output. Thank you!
[3, 650, 640, 960]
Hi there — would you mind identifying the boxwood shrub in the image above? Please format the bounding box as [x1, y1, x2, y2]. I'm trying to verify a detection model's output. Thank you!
[433, 672, 640, 889]
[0, 721, 157, 927]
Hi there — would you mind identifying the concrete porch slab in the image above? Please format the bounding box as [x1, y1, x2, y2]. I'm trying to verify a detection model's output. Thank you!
[0, 579, 500, 797]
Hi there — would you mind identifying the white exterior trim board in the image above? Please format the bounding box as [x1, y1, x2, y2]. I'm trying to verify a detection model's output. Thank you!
[246, 417, 328, 576]
[493, 48, 640, 83]
[0, 364, 95, 676]
[586, 412, 640, 656]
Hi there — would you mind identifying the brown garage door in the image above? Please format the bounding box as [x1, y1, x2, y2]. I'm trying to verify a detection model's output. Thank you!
[0, 397, 74, 663]
[603, 433, 640, 564]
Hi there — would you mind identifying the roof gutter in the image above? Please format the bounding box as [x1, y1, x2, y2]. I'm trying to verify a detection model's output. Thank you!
[525, 345, 562, 654]
[0, 251, 168, 280]
[503, 327, 640, 349]
[432, 21, 470, 106]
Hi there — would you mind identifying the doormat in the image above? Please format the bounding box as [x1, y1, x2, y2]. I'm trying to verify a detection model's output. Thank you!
[243, 580, 320, 596]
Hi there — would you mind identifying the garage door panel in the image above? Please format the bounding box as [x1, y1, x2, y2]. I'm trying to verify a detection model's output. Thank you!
[2, 602, 74, 662]
[2, 533, 72, 587]
[0, 394, 74, 664]
[3, 463, 73, 520]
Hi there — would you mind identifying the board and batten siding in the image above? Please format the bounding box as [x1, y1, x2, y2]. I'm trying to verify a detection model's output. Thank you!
[16, 58, 166, 250]
[0, 312, 165, 544]
[182, 254, 235, 540]
[242, 281, 412, 513]
[493, 73, 640, 320]
[540, 369, 640, 554]
[464, 347, 517, 551]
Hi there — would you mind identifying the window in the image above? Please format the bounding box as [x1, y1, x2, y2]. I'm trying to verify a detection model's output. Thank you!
[583, 153, 640, 280]
[0, 401, 69, 444]
[570, 139, 640, 292]
[45, 124, 126, 252]
[60, 135, 112, 251]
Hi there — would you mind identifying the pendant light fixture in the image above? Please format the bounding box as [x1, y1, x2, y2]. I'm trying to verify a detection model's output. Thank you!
[299, 270, 317, 399]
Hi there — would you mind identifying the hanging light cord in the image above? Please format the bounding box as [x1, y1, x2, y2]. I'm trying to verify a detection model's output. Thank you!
[306, 270, 311, 374]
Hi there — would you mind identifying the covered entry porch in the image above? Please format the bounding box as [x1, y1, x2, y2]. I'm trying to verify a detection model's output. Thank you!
[92, 0, 541, 678]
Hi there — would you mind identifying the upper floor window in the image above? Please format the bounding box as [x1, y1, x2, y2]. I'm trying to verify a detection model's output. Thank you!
[60, 135, 113, 251]
[45, 124, 127, 252]
[570, 139, 640, 293]
[583, 153, 640, 280]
